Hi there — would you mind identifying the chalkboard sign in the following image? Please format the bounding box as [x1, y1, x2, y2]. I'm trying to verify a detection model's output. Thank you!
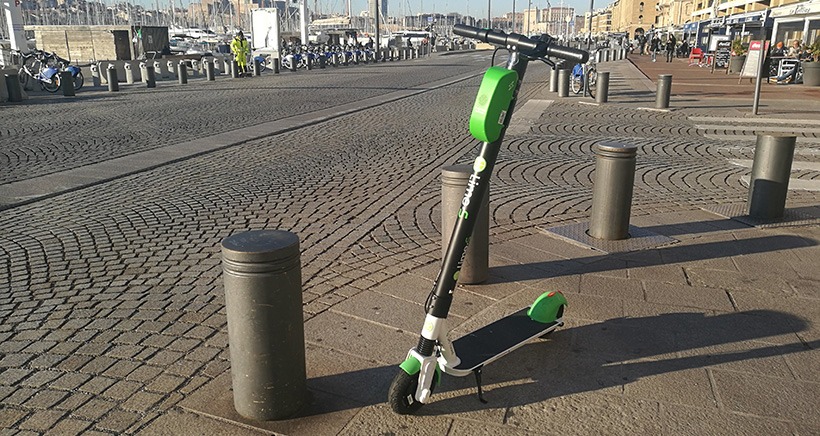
[714, 40, 731, 69]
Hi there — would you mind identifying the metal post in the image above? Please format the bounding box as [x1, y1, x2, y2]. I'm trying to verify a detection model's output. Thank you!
[306, 55, 313, 70]
[107, 66, 119, 92]
[441, 165, 489, 285]
[232, 61, 240, 78]
[589, 142, 638, 240]
[254, 57, 262, 75]
[595, 71, 609, 103]
[549, 66, 559, 92]
[145, 65, 156, 88]
[205, 61, 215, 81]
[60, 71, 75, 96]
[655, 74, 672, 109]
[558, 68, 570, 97]
[319, 54, 326, 68]
[124, 62, 135, 84]
[274, 57, 280, 73]
[747, 134, 796, 220]
[178, 61, 188, 84]
[222, 230, 307, 421]
[4, 73, 23, 102]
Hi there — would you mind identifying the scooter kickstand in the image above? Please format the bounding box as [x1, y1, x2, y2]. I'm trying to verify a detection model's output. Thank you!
[473, 367, 488, 404]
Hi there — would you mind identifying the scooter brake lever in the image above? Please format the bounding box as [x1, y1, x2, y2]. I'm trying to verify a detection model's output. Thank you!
[539, 57, 556, 68]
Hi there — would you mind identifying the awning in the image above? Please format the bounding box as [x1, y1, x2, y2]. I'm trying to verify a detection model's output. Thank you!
[725, 10, 768, 25]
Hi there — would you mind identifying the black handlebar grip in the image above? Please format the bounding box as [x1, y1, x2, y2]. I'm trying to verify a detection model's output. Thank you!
[545, 45, 589, 64]
[453, 24, 486, 41]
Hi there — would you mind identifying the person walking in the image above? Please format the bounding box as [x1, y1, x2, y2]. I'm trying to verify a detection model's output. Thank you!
[231, 31, 250, 76]
[650, 34, 661, 62]
[665, 34, 677, 62]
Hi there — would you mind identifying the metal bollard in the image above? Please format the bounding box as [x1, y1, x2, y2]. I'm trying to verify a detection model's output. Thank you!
[557, 69, 570, 97]
[254, 58, 262, 75]
[746, 134, 797, 220]
[60, 71, 75, 96]
[596, 71, 610, 103]
[124, 62, 135, 84]
[655, 74, 672, 109]
[222, 230, 307, 421]
[289, 55, 297, 71]
[273, 57, 280, 73]
[4, 74, 23, 102]
[232, 61, 240, 78]
[107, 66, 119, 92]
[319, 55, 326, 68]
[441, 165, 489, 284]
[178, 61, 188, 84]
[144, 65, 156, 88]
[549, 67, 559, 93]
[589, 142, 638, 240]
[91, 64, 101, 87]
[205, 61, 215, 81]
[306, 55, 313, 70]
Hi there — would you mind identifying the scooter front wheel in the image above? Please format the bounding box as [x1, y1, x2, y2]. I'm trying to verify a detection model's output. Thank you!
[388, 370, 424, 415]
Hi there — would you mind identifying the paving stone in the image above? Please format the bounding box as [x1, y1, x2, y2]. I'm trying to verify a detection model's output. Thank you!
[43, 417, 93, 435]
[643, 281, 735, 312]
[712, 369, 820, 426]
[17, 410, 65, 432]
[0, 408, 28, 428]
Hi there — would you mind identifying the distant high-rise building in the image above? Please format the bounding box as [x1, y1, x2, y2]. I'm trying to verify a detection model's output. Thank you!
[368, 0, 387, 20]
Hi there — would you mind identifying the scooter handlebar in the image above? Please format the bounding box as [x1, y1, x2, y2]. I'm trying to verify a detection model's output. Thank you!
[453, 24, 588, 64]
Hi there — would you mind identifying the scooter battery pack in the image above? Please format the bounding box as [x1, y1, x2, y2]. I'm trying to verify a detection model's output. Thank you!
[469, 66, 519, 143]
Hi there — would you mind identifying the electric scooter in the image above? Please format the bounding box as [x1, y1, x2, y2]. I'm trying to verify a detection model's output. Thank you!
[387, 24, 589, 414]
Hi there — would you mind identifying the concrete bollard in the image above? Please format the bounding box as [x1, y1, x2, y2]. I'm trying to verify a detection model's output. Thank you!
[107, 66, 119, 92]
[153, 60, 165, 79]
[91, 64, 101, 87]
[558, 69, 570, 97]
[746, 134, 797, 220]
[178, 61, 188, 84]
[441, 165, 489, 284]
[205, 61, 215, 81]
[4, 74, 23, 102]
[589, 142, 638, 240]
[144, 65, 156, 88]
[60, 71, 75, 96]
[124, 62, 135, 84]
[655, 74, 672, 109]
[596, 71, 610, 103]
[549, 67, 559, 93]
[222, 230, 307, 421]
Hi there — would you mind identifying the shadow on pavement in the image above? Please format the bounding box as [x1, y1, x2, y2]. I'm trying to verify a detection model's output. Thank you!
[305, 309, 813, 416]
[489, 234, 816, 284]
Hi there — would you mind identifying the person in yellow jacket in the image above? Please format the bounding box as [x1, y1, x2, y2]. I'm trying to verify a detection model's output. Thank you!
[231, 31, 250, 75]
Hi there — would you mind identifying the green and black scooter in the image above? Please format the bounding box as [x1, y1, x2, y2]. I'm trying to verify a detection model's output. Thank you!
[387, 24, 589, 414]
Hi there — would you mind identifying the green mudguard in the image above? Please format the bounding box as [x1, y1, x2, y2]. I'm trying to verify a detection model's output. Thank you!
[527, 291, 568, 323]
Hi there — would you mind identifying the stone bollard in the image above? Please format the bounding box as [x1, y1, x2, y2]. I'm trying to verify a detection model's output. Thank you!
[205, 61, 215, 81]
[178, 61, 188, 84]
[746, 134, 797, 220]
[60, 71, 75, 96]
[144, 65, 156, 88]
[91, 64, 101, 87]
[107, 65, 119, 92]
[124, 62, 135, 84]
[441, 165, 489, 284]
[4, 73, 23, 102]
[549, 66, 559, 93]
[655, 74, 672, 109]
[222, 230, 307, 421]
[557, 69, 570, 97]
[596, 71, 610, 103]
[589, 142, 638, 240]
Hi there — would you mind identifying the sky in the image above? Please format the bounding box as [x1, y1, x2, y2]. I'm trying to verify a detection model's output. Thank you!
[334, 0, 595, 18]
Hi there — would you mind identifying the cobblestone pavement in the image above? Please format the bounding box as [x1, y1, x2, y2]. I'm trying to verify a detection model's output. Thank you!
[1, 51, 819, 434]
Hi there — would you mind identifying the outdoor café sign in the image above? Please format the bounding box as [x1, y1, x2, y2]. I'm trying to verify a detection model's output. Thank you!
[771, 0, 820, 17]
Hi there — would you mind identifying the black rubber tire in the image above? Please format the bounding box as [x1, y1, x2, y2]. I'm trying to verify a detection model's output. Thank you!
[388, 370, 424, 415]
[42, 76, 60, 93]
[74, 72, 84, 90]
[570, 75, 582, 94]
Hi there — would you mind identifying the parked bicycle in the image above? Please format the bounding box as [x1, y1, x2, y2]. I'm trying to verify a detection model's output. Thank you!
[570, 55, 597, 97]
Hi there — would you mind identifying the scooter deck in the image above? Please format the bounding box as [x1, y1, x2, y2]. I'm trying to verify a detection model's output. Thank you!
[452, 307, 561, 371]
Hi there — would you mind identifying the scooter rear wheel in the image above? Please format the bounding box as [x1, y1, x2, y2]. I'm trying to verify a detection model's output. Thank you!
[388, 370, 424, 415]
